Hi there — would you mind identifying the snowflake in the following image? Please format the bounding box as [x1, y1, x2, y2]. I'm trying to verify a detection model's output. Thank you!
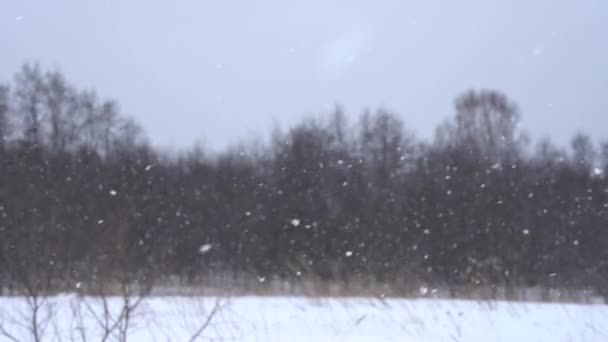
[532, 46, 544, 56]
[199, 243, 214, 254]
[420, 286, 429, 295]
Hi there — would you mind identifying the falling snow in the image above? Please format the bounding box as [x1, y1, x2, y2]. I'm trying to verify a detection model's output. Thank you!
[198, 243, 214, 254]
[532, 46, 545, 56]
[420, 285, 429, 295]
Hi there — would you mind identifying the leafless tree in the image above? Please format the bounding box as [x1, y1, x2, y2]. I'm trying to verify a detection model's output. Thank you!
[182, 297, 226, 342]
[14, 63, 46, 146]
[0, 288, 55, 342]
[0, 84, 10, 151]
[43, 70, 80, 153]
[438, 89, 527, 162]
[571, 132, 596, 170]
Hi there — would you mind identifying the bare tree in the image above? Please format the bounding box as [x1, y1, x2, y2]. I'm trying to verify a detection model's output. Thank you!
[110, 117, 145, 156]
[571, 132, 596, 171]
[0, 285, 55, 342]
[183, 298, 226, 342]
[42, 70, 81, 153]
[441, 89, 527, 162]
[79, 90, 101, 151]
[14, 63, 46, 146]
[360, 109, 415, 183]
[0, 84, 10, 151]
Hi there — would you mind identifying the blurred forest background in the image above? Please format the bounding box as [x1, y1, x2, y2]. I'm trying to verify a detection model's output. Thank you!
[1, 63, 607, 300]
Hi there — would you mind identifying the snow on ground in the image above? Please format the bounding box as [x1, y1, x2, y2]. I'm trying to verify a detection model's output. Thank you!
[1, 295, 607, 341]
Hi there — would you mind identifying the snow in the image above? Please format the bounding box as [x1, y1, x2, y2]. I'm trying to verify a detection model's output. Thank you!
[290, 218, 301, 227]
[318, 27, 372, 78]
[1, 296, 606, 342]
[532, 46, 545, 56]
[198, 243, 213, 254]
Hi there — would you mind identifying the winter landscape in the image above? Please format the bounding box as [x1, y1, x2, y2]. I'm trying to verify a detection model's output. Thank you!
[1, 62, 607, 341]
[1, 295, 608, 342]
[2, 1, 608, 341]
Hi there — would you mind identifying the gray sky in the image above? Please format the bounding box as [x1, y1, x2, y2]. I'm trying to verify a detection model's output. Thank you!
[1, 0, 607, 150]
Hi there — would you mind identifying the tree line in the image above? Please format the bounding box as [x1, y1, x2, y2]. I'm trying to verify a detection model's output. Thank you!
[1, 63, 607, 299]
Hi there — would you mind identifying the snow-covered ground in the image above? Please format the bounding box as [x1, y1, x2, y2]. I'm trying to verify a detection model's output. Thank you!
[1, 295, 607, 341]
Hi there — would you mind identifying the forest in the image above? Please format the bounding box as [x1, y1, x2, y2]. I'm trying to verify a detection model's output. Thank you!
[0, 63, 607, 300]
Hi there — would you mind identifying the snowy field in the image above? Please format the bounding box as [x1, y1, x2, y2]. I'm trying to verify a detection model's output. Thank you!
[1, 295, 607, 342]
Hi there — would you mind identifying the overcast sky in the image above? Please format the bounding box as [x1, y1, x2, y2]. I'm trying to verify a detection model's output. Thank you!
[1, 0, 607, 150]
